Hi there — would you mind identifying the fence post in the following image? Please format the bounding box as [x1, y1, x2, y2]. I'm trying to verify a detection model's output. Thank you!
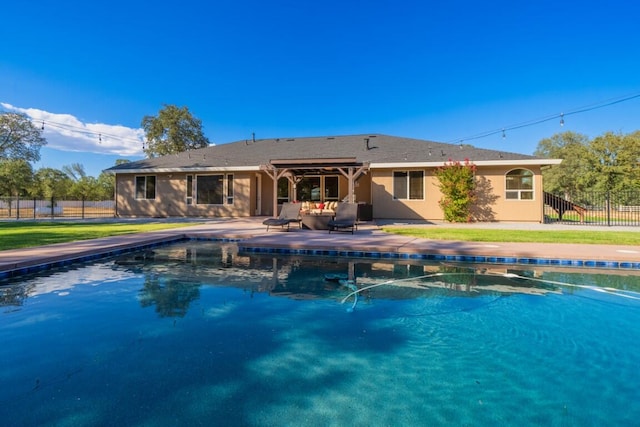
[51, 196, 55, 219]
[33, 198, 36, 219]
[82, 197, 85, 219]
[606, 190, 611, 227]
[16, 195, 20, 220]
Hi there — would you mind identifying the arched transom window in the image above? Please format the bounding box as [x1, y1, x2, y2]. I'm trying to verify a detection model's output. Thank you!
[505, 169, 534, 200]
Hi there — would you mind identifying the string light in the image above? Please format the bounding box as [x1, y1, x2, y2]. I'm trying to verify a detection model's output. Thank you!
[4, 91, 639, 150]
[0, 106, 146, 149]
[447, 91, 640, 144]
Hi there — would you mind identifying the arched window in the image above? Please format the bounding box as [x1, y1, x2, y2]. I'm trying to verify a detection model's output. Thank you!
[505, 169, 534, 200]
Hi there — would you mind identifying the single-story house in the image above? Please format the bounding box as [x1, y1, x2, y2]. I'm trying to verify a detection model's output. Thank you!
[105, 134, 561, 222]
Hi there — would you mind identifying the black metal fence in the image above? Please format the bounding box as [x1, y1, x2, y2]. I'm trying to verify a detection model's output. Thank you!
[544, 190, 640, 226]
[0, 197, 115, 220]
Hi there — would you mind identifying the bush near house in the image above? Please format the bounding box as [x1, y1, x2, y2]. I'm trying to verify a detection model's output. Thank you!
[435, 159, 477, 222]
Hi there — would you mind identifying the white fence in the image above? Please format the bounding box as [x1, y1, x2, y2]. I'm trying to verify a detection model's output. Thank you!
[0, 198, 115, 219]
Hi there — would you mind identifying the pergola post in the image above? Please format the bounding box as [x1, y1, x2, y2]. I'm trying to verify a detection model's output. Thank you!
[261, 165, 291, 217]
[336, 163, 369, 203]
[262, 159, 369, 214]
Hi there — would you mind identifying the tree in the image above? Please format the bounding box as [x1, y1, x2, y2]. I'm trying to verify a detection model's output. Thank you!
[32, 168, 72, 200]
[95, 171, 115, 200]
[62, 163, 87, 182]
[0, 112, 47, 162]
[534, 131, 591, 195]
[434, 159, 477, 222]
[584, 131, 640, 193]
[536, 131, 640, 196]
[141, 105, 210, 158]
[0, 159, 34, 197]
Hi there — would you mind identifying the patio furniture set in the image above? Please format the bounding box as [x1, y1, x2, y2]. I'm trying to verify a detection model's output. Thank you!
[263, 202, 359, 233]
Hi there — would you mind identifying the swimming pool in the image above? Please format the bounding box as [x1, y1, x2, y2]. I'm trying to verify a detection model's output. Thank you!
[1, 240, 639, 426]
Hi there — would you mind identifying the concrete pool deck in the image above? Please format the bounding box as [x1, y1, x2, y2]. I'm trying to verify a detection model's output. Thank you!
[1, 218, 640, 277]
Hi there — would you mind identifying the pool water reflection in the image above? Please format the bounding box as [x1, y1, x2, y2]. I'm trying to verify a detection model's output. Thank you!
[1, 241, 639, 426]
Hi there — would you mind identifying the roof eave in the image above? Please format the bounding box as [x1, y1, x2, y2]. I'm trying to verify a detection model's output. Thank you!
[105, 166, 262, 174]
[371, 159, 562, 168]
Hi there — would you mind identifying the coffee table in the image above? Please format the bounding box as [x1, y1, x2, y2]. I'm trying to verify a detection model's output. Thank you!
[301, 213, 334, 230]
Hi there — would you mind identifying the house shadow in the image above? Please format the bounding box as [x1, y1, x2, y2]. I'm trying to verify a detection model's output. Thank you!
[471, 176, 498, 221]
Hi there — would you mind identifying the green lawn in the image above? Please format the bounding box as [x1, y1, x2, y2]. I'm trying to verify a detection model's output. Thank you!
[2, 221, 639, 252]
[382, 227, 640, 245]
[0, 221, 200, 251]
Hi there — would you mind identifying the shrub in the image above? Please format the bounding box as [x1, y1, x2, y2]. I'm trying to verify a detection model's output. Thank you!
[435, 159, 477, 222]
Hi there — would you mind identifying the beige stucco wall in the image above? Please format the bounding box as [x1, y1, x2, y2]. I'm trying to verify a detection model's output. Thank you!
[116, 165, 545, 222]
[115, 172, 253, 217]
[370, 165, 545, 222]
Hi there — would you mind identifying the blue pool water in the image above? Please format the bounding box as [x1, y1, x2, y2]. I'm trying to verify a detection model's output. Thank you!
[1, 241, 640, 426]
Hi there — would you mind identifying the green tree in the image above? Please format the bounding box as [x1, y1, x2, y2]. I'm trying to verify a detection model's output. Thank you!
[536, 131, 640, 197]
[95, 171, 115, 200]
[0, 112, 47, 162]
[434, 160, 477, 222]
[0, 159, 34, 197]
[68, 176, 101, 200]
[584, 131, 640, 193]
[62, 163, 87, 181]
[33, 168, 72, 200]
[141, 105, 210, 158]
[534, 131, 591, 195]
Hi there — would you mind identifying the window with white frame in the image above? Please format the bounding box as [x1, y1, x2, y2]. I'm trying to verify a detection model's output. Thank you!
[226, 174, 234, 204]
[186, 175, 193, 205]
[505, 169, 534, 200]
[393, 170, 424, 200]
[196, 174, 234, 205]
[135, 176, 156, 200]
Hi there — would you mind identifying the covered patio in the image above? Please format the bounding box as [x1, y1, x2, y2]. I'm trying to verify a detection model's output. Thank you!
[260, 157, 370, 221]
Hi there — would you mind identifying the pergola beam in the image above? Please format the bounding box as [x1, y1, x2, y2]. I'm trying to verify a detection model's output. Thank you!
[260, 159, 370, 215]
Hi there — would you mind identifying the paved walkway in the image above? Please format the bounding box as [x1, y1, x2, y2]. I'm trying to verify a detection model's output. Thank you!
[1, 218, 640, 277]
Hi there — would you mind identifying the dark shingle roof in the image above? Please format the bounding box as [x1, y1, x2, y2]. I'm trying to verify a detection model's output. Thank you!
[106, 134, 550, 172]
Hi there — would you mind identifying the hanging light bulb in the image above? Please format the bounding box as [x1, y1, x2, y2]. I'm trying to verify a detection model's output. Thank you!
[98, 133, 102, 143]
[502, 128, 506, 139]
[560, 113, 565, 126]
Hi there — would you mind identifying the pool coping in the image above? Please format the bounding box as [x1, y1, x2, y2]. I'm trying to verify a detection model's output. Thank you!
[1, 218, 640, 279]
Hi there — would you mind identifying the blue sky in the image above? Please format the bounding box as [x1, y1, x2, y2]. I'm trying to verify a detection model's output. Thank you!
[2, 0, 639, 177]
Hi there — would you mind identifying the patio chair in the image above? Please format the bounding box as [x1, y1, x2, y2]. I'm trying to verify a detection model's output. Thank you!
[328, 202, 358, 234]
[263, 202, 302, 231]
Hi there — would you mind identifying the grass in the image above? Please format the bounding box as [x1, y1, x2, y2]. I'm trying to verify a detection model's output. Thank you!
[2, 220, 639, 252]
[382, 227, 640, 246]
[0, 221, 201, 251]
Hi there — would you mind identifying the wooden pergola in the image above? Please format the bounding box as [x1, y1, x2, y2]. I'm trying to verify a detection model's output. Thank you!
[260, 158, 370, 217]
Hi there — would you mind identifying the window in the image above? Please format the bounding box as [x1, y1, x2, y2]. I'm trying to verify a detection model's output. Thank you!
[505, 169, 534, 200]
[194, 174, 233, 205]
[135, 176, 156, 200]
[226, 174, 234, 204]
[277, 178, 290, 204]
[186, 175, 193, 205]
[297, 176, 321, 201]
[393, 171, 424, 200]
[324, 176, 339, 200]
